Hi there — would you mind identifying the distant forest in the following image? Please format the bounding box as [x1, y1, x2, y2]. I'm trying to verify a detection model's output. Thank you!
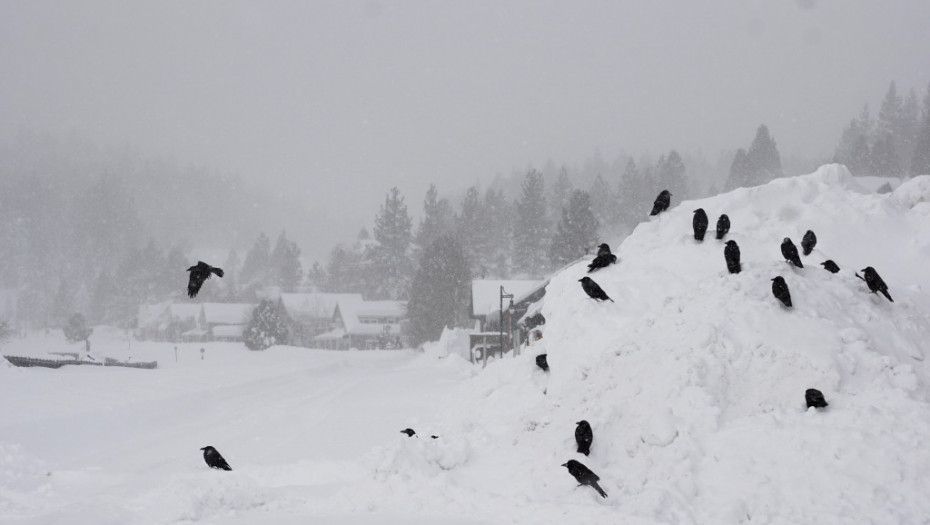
[3, 78, 928, 336]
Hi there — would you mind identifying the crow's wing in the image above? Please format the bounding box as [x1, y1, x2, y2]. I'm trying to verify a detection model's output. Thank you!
[188, 268, 207, 298]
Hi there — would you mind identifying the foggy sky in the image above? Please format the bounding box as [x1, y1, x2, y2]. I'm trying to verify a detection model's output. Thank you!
[2, 0, 928, 256]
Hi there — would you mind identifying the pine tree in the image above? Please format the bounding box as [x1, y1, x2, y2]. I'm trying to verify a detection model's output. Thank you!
[548, 166, 574, 225]
[370, 187, 413, 300]
[270, 231, 303, 292]
[50, 280, 75, 329]
[304, 261, 327, 292]
[870, 134, 900, 176]
[745, 125, 782, 185]
[415, 184, 456, 250]
[243, 300, 289, 350]
[63, 313, 93, 343]
[726, 148, 750, 190]
[877, 81, 902, 138]
[513, 170, 549, 277]
[482, 188, 512, 278]
[240, 232, 271, 291]
[588, 175, 617, 235]
[548, 190, 599, 267]
[456, 186, 486, 272]
[834, 118, 869, 173]
[657, 150, 687, 196]
[406, 236, 472, 346]
[324, 244, 367, 294]
[221, 249, 241, 300]
[911, 82, 930, 175]
[899, 88, 921, 172]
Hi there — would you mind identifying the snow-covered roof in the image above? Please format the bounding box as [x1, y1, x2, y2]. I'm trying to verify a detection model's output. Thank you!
[212, 325, 243, 338]
[336, 297, 406, 336]
[137, 303, 169, 328]
[201, 303, 254, 325]
[168, 304, 201, 321]
[313, 328, 346, 340]
[280, 293, 363, 320]
[471, 280, 546, 317]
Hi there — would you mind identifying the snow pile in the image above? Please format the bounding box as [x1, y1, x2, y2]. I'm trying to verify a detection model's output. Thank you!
[357, 165, 930, 523]
[422, 327, 473, 361]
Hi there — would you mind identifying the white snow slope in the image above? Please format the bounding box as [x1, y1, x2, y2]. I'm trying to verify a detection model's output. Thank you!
[2, 164, 929, 524]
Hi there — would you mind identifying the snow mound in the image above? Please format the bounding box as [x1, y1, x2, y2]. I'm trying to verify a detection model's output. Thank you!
[360, 164, 930, 523]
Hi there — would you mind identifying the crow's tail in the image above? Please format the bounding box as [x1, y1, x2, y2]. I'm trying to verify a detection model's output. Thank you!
[880, 289, 894, 302]
[213, 267, 225, 278]
[591, 482, 607, 498]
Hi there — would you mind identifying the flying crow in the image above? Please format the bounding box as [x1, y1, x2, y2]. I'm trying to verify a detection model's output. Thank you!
[561, 459, 608, 498]
[692, 208, 709, 241]
[859, 266, 893, 302]
[771, 276, 792, 308]
[650, 190, 671, 216]
[575, 420, 593, 456]
[805, 388, 828, 409]
[801, 230, 817, 256]
[579, 277, 614, 302]
[820, 260, 840, 273]
[587, 243, 617, 272]
[400, 428, 417, 437]
[187, 261, 224, 298]
[724, 240, 741, 274]
[780, 238, 803, 268]
[200, 446, 232, 471]
[715, 214, 730, 240]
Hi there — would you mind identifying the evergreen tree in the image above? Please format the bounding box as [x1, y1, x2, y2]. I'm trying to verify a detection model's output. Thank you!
[456, 186, 486, 272]
[617, 158, 647, 228]
[870, 134, 900, 176]
[63, 313, 93, 343]
[911, 82, 930, 175]
[548, 166, 574, 225]
[50, 280, 75, 329]
[243, 300, 289, 350]
[548, 190, 599, 267]
[370, 187, 413, 300]
[877, 81, 902, 138]
[221, 249, 241, 300]
[270, 231, 303, 291]
[324, 243, 369, 294]
[512, 170, 549, 277]
[899, 88, 921, 172]
[415, 184, 455, 250]
[745, 125, 782, 185]
[240, 232, 271, 290]
[588, 174, 617, 235]
[304, 261, 327, 292]
[0, 317, 11, 344]
[657, 150, 687, 196]
[406, 236, 472, 346]
[481, 188, 512, 278]
[726, 148, 750, 190]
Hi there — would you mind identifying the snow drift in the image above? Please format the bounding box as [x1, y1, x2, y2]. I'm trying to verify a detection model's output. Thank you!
[357, 165, 930, 523]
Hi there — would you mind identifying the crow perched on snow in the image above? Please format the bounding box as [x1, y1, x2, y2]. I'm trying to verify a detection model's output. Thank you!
[400, 428, 417, 437]
[650, 190, 671, 216]
[561, 459, 608, 498]
[859, 266, 893, 302]
[771, 276, 792, 308]
[780, 238, 803, 268]
[187, 261, 224, 298]
[805, 388, 828, 409]
[579, 277, 614, 302]
[820, 260, 840, 274]
[587, 243, 617, 273]
[575, 420, 593, 456]
[692, 208, 709, 241]
[536, 354, 549, 372]
[801, 230, 817, 256]
[724, 240, 741, 274]
[200, 446, 232, 471]
[715, 214, 730, 240]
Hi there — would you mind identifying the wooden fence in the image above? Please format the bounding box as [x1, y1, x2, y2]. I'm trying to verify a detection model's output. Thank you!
[3, 355, 157, 370]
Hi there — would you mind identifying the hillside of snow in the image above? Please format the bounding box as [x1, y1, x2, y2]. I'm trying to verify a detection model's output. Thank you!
[2, 164, 929, 524]
[356, 165, 930, 523]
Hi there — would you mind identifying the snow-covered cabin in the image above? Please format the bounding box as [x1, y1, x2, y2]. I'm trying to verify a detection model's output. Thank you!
[199, 303, 254, 342]
[279, 293, 363, 347]
[314, 296, 407, 350]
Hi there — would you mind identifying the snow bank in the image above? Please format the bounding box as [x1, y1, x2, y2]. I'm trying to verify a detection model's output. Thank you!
[360, 164, 930, 523]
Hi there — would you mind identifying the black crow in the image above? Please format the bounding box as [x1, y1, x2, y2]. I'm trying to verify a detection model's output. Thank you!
[771, 276, 792, 308]
[575, 420, 593, 456]
[536, 354, 549, 372]
[715, 214, 730, 240]
[561, 459, 607, 498]
[400, 428, 416, 437]
[820, 260, 840, 273]
[650, 190, 671, 216]
[780, 238, 803, 268]
[692, 208, 709, 241]
[859, 266, 893, 302]
[200, 446, 232, 471]
[187, 261, 224, 298]
[801, 230, 817, 256]
[805, 388, 828, 409]
[724, 240, 741, 274]
[587, 247, 617, 273]
[579, 277, 614, 302]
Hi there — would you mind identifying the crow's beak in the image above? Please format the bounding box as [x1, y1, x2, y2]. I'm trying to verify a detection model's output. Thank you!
[561, 462, 568, 467]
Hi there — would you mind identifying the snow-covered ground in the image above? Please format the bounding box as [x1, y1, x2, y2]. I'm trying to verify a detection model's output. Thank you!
[3, 165, 930, 524]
